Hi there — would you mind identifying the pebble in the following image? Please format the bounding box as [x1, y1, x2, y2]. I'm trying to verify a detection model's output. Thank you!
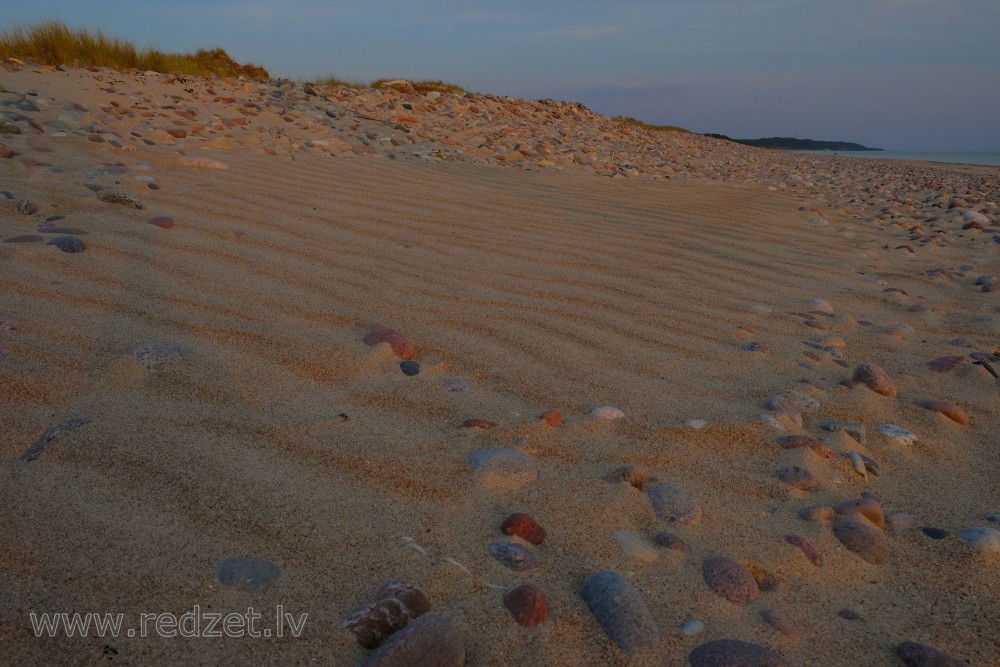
[798, 505, 834, 521]
[614, 530, 659, 562]
[97, 189, 143, 209]
[653, 531, 690, 552]
[539, 410, 562, 426]
[399, 360, 420, 376]
[578, 571, 660, 655]
[216, 556, 280, 591]
[836, 498, 885, 528]
[341, 580, 432, 648]
[809, 297, 834, 314]
[488, 541, 536, 571]
[147, 215, 175, 229]
[680, 619, 705, 636]
[443, 378, 473, 392]
[359, 614, 464, 667]
[19, 417, 92, 462]
[878, 423, 918, 445]
[777, 465, 817, 491]
[777, 434, 822, 449]
[837, 608, 862, 620]
[689, 639, 787, 667]
[832, 516, 890, 564]
[927, 355, 966, 372]
[915, 400, 969, 425]
[38, 226, 85, 235]
[469, 449, 538, 490]
[46, 235, 85, 253]
[4, 234, 44, 243]
[960, 526, 1000, 554]
[646, 482, 703, 525]
[852, 362, 897, 397]
[502, 585, 547, 626]
[128, 342, 194, 371]
[500, 513, 546, 544]
[591, 405, 625, 420]
[364, 328, 417, 359]
[15, 198, 37, 215]
[987, 513, 1000, 525]
[701, 557, 760, 606]
[895, 641, 971, 667]
[761, 608, 800, 641]
[462, 418, 496, 429]
[921, 527, 949, 540]
[783, 534, 822, 567]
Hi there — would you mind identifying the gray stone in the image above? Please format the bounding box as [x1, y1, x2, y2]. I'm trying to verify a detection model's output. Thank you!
[689, 639, 788, 667]
[469, 448, 538, 490]
[360, 614, 464, 667]
[646, 482, 702, 525]
[578, 571, 660, 655]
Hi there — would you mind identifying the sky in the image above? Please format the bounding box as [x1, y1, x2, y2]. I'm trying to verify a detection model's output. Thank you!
[6, 0, 1000, 151]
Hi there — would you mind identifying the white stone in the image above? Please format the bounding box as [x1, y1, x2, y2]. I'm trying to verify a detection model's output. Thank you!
[681, 620, 705, 636]
[961, 526, 1000, 554]
[809, 297, 834, 314]
[878, 423, 917, 445]
[962, 210, 990, 225]
[592, 406, 625, 420]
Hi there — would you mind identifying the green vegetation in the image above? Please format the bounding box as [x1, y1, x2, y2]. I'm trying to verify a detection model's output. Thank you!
[705, 133, 881, 152]
[614, 116, 692, 134]
[370, 79, 466, 94]
[0, 20, 269, 79]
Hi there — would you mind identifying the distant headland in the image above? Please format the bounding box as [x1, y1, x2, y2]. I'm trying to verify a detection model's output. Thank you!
[705, 134, 882, 152]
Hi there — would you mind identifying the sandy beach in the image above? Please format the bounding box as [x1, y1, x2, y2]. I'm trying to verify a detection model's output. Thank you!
[1, 63, 998, 666]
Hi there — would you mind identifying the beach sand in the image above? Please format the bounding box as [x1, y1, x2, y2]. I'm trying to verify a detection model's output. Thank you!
[1, 64, 998, 666]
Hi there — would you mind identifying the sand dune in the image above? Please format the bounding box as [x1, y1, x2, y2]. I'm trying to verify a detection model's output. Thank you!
[1, 64, 998, 666]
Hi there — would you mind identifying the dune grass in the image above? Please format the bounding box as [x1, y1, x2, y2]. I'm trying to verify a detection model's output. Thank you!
[614, 116, 692, 134]
[0, 20, 269, 79]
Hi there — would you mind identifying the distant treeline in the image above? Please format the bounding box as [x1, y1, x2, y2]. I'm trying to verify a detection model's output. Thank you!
[705, 134, 881, 152]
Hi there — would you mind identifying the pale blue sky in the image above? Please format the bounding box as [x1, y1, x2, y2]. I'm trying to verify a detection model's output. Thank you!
[7, 0, 1000, 150]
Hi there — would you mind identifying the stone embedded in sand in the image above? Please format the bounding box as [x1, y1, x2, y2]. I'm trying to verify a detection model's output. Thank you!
[364, 328, 417, 359]
[766, 394, 803, 429]
[592, 405, 625, 420]
[443, 378, 473, 392]
[15, 198, 36, 215]
[653, 531, 690, 552]
[646, 482, 702, 525]
[399, 360, 421, 376]
[0, 143, 15, 158]
[895, 641, 971, 667]
[915, 400, 969, 426]
[578, 571, 660, 655]
[681, 619, 705, 636]
[463, 418, 496, 429]
[502, 585, 547, 626]
[605, 465, 657, 490]
[470, 449, 538, 491]
[20, 417, 92, 462]
[832, 516, 889, 564]
[878, 423, 918, 445]
[927, 355, 967, 372]
[745, 341, 771, 354]
[777, 466, 817, 491]
[38, 226, 86, 235]
[500, 513, 546, 545]
[701, 557, 760, 606]
[148, 215, 175, 229]
[961, 210, 990, 225]
[359, 614, 464, 667]
[809, 297, 834, 314]
[488, 542, 536, 571]
[46, 235, 85, 253]
[4, 234, 44, 243]
[540, 410, 562, 426]
[341, 580, 432, 648]
[784, 535, 822, 567]
[817, 420, 867, 442]
[97, 189, 143, 209]
[615, 531, 659, 562]
[129, 342, 193, 372]
[216, 556, 280, 591]
[960, 526, 1000, 554]
[777, 434, 822, 449]
[835, 498, 885, 528]
[852, 362, 897, 398]
[689, 639, 788, 667]
[762, 608, 800, 642]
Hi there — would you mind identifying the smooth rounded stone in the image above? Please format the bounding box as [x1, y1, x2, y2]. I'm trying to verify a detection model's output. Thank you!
[960, 526, 1000, 554]
[689, 639, 787, 667]
[147, 215, 175, 229]
[502, 584, 547, 626]
[847, 452, 869, 479]
[809, 297, 834, 314]
[852, 362, 897, 398]
[895, 641, 971, 667]
[500, 513, 546, 545]
[539, 410, 563, 426]
[701, 557, 760, 606]
[443, 378, 473, 392]
[835, 498, 885, 528]
[653, 531, 690, 552]
[878, 423, 917, 445]
[921, 527, 949, 540]
[364, 328, 417, 359]
[927, 355, 966, 372]
[799, 505, 834, 521]
[359, 614, 464, 667]
[961, 210, 990, 225]
[488, 541, 536, 571]
[399, 360, 420, 376]
[578, 571, 660, 655]
[761, 608, 800, 641]
[783, 535, 822, 567]
[46, 235, 85, 253]
[777, 465, 817, 491]
[832, 516, 890, 564]
[96, 189, 143, 209]
[646, 482, 702, 525]
[915, 400, 969, 426]
[615, 530, 659, 562]
[470, 449, 538, 491]
[592, 405, 625, 420]
[4, 234, 44, 243]
[128, 342, 194, 371]
[341, 580, 432, 648]
[681, 619, 705, 636]
[216, 556, 280, 591]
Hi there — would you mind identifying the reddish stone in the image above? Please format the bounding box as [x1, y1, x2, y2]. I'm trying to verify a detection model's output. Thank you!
[502, 585, 547, 626]
[463, 419, 496, 429]
[148, 216, 175, 229]
[784, 534, 822, 567]
[835, 497, 885, 528]
[540, 410, 562, 426]
[166, 128, 187, 139]
[500, 513, 546, 545]
[363, 328, 416, 359]
[0, 143, 15, 158]
[915, 400, 970, 425]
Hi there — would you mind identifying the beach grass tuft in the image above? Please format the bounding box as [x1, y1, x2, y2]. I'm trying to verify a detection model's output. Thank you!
[615, 116, 692, 134]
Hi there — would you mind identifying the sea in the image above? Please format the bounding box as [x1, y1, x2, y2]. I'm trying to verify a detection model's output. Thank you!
[798, 150, 1000, 167]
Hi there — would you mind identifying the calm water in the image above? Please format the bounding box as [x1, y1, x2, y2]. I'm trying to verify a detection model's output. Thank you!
[799, 150, 1000, 167]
